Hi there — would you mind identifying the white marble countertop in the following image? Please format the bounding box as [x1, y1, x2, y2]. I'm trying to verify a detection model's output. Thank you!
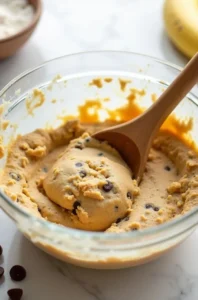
[0, 0, 197, 299]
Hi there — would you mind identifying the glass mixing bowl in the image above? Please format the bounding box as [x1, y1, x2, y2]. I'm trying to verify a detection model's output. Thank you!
[0, 51, 198, 269]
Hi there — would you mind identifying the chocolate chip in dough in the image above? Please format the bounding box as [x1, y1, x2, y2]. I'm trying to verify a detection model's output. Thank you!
[79, 170, 87, 178]
[114, 205, 119, 211]
[37, 207, 42, 213]
[132, 227, 138, 231]
[145, 203, 153, 209]
[124, 216, 130, 222]
[75, 162, 83, 167]
[0, 245, 3, 256]
[9, 172, 21, 181]
[164, 165, 171, 171]
[85, 138, 91, 143]
[127, 191, 132, 199]
[75, 145, 83, 150]
[7, 288, 23, 300]
[102, 181, 113, 192]
[72, 201, 81, 215]
[116, 218, 122, 224]
[98, 152, 104, 156]
[154, 206, 160, 212]
[10, 265, 26, 281]
[42, 167, 48, 173]
[0, 266, 4, 278]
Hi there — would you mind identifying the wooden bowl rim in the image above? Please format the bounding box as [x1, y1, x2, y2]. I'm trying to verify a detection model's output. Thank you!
[0, 0, 42, 44]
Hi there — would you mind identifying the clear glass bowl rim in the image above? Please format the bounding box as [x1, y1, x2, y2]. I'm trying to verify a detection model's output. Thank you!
[0, 50, 198, 242]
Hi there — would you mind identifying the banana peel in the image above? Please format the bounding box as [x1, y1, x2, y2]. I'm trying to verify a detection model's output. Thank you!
[163, 0, 198, 58]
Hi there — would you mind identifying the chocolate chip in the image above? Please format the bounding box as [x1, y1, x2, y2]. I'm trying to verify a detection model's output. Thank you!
[10, 265, 26, 281]
[116, 218, 122, 224]
[114, 205, 119, 211]
[124, 216, 129, 221]
[0, 245, 3, 256]
[75, 162, 83, 167]
[154, 206, 159, 211]
[164, 165, 171, 171]
[42, 167, 48, 173]
[98, 152, 103, 156]
[7, 288, 23, 300]
[145, 203, 153, 209]
[102, 181, 113, 192]
[9, 172, 21, 181]
[79, 170, 87, 178]
[127, 192, 132, 199]
[38, 207, 41, 213]
[85, 138, 90, 142]
[0, 266, 4, 278]
[73, 201, 81, 209]
[72, 201, 81, 215]
[75, 145, 83, 150]
[132, 228, 138, 231]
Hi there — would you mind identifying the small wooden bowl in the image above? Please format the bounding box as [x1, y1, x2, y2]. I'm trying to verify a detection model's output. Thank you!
[0, 0, 42, 60]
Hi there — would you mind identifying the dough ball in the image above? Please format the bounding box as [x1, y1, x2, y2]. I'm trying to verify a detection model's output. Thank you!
[43, 133, 138, 231]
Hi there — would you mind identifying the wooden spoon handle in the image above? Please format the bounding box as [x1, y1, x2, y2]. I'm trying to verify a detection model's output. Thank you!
[141, 52, 198, 134]
[116, 52, 198, 147]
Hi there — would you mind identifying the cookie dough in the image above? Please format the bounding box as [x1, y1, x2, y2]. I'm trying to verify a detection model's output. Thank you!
[0, 120, 198, 233]
[43, 133, 138, 231]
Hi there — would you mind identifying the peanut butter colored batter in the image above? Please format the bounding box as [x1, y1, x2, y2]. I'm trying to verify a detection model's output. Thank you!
[0, 118, 198, 234]
[0, 80, 198, 237]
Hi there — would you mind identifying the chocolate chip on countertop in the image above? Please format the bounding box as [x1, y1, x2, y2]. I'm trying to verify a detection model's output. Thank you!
[145, 203, 153, 209]
[154, 206, 160, 212]
[98, 152, 104, 156]
[79, 170, 87, 178]
[0, 266, 4, 278]
[127, 191, 132, 199]
[10, 265, 26, 281]
[0, 245, 3, 256]
[9, 172, 21, 181]
[164, 165, 171, 171]
[75, 162, 83, 167]
[102, 181, 113, 192]
[72, 201, 81, 215]
[7, 288, 23, 300]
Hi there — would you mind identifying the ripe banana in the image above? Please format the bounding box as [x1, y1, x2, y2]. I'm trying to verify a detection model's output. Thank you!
[163, 0, 198, 58]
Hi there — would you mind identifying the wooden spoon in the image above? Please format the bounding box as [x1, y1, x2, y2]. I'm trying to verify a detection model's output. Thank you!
[93, 53, 198, 182]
